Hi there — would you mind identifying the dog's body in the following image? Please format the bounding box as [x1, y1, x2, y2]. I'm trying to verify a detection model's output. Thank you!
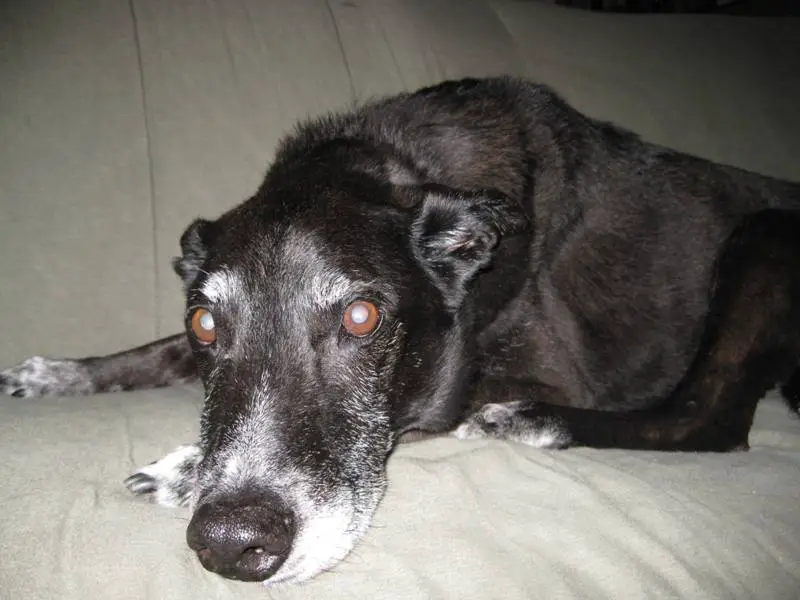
[3, 77, 800, 584]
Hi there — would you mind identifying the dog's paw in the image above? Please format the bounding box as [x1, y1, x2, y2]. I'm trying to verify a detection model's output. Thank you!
[453, 402, 572, 449]
[454, 402, 518, 438]
[0, 356, 93, 398]
[125, 445, 202, 508]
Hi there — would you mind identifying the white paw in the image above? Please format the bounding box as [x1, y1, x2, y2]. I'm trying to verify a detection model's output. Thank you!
[124, 445, 202, 508]
[453, 402, 517, 440]
[0, 356, 92, 397]
[453, 402, 571, 449]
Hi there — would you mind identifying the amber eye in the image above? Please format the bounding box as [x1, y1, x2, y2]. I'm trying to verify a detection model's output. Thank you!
[190, 308, 217, 344]
[342, 300, 381, 337]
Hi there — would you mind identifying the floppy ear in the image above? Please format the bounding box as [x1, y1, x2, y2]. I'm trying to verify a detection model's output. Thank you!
[409, 187, 528, 310]
[172, 218, 217, 290]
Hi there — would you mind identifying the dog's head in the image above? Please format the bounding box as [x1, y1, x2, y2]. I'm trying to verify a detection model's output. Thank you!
[172, 141, 528, 584]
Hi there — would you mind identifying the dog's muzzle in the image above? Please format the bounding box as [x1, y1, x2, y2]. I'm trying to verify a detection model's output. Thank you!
[186, 491, 295, 582]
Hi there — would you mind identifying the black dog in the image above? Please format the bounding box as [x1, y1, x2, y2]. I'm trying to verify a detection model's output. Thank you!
[3, 77, 800, 584]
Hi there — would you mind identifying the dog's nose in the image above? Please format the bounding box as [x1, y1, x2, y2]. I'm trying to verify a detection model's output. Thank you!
[186, 498, 295, 581]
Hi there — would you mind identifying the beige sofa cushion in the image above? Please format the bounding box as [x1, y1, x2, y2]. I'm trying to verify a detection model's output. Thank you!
[2, 389, 799, 599]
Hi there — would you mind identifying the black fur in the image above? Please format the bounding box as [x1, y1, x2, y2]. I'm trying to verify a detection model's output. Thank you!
[3, 77, 800, 583]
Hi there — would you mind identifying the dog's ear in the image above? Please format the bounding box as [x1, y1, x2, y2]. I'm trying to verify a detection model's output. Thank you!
[172, 218, 216, 289]
[409, 187, 528, 310]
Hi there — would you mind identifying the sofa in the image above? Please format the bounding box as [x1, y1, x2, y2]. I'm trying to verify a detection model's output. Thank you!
[1, 2, 799, 598]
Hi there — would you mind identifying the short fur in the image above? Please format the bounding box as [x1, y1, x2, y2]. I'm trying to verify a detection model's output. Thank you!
[3, 77, 800, 584]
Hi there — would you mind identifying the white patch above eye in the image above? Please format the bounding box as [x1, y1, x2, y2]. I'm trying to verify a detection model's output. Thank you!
[309, 270, 355, 309]
[282, 230, 372, 310]
[201, 267, 242, 304]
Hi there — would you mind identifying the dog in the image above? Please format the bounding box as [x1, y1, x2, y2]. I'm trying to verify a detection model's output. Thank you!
[2, 77, 800, 585]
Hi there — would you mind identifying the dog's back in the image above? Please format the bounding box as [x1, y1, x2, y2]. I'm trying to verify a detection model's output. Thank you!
[272, 76, 800, 411]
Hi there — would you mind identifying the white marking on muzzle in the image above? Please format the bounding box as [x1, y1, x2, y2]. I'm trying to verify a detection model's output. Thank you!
[266, 473, 388, 586]
[204, 384, 386, 585]
[267, 500, 356, 586]
[213, 388, 281, 492]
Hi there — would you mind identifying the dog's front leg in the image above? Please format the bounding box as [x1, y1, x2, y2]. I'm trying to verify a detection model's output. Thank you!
[454, 395, 638, 451]
[0, 333, 197, 398]
[453, 378, 693, 451]
[454, 381, 668, 451]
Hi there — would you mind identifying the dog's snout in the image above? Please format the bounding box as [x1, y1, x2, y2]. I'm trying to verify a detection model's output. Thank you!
[186, 499, 295, 582]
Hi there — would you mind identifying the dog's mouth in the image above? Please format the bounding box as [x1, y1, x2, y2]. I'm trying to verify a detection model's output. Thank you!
[261, 504, 368, 586]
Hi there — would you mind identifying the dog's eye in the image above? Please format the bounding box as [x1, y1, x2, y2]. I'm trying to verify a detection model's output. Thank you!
[190, 308, 216, 344]
[342, 300, 381, 337]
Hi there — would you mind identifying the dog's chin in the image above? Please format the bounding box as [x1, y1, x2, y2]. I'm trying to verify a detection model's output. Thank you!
[263, 485, 386, 586]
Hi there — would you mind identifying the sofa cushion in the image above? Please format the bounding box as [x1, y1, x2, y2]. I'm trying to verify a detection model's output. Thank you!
[1, 2, 799, 599]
